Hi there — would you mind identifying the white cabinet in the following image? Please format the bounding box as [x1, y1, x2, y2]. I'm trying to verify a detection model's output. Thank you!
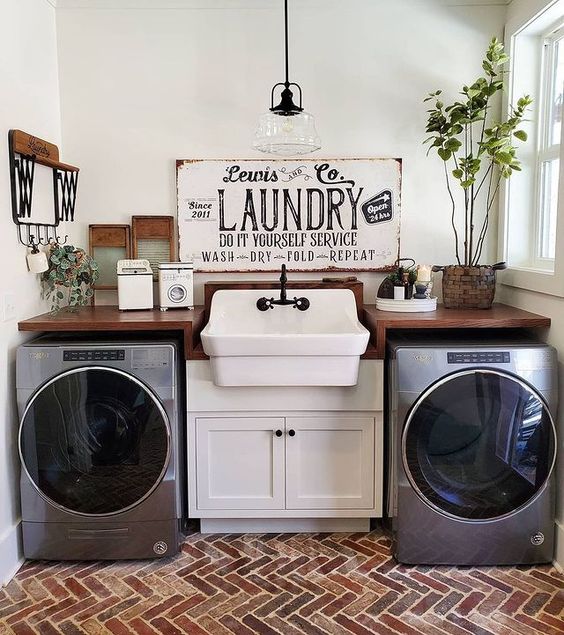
[193, 414, 382, 515]
[285, 417, 374, 509]
[195, 417, 285, 510]
[187, 359, 384, 529]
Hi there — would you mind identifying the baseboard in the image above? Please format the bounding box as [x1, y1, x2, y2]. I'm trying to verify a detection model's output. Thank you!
[0, 522, 23, 586]
[200, 518, 370, 534]
[554, 519, 564, 571]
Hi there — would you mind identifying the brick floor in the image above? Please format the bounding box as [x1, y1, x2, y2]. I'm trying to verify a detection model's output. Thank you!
[0, 529, 562, 634]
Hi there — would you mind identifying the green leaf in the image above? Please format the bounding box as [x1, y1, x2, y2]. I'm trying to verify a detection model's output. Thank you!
[444, 138, 462, 152]
[496, 152, 514, 164]
[452, 169, 463, 179]
[514, 130, 528, 142]
[437, 148, 452, 161]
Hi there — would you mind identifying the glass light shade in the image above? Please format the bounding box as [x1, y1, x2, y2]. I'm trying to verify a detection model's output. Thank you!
[253, 110, 321, 155]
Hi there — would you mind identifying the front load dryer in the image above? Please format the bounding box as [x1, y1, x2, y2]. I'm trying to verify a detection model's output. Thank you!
[17, 338, 184, 560]
[387, 335, 557, 565]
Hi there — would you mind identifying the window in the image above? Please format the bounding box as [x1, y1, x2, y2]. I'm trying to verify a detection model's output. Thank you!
[500, 0, 564, 297]
[536, 23, 564, 264]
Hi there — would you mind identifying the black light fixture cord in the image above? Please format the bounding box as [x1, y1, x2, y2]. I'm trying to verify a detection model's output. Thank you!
[284, 0, 289, 86]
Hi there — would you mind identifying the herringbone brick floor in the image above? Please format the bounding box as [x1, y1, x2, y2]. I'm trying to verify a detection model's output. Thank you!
[0, 529, 562, 635]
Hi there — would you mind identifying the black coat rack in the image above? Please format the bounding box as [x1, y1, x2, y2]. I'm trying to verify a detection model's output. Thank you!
[9, 129, 79, 248]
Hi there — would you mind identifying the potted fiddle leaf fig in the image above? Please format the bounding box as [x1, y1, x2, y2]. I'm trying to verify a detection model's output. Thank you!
[41, 243, 99, 313]
[424, 37, 532, 308]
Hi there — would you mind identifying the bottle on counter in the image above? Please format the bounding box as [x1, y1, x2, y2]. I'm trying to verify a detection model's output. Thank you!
[402, 271, 412, 299]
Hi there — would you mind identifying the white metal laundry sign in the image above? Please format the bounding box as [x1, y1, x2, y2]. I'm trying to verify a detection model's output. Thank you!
[176, 158, 401, 272]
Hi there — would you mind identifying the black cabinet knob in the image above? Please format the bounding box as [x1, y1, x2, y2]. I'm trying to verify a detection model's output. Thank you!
[275, 429, 283, 437]
[288, 429, 296, 437]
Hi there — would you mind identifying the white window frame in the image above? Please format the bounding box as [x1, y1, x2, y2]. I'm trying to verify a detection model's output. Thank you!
[499, 0, 564, 297]
[533, 23, 563, 268]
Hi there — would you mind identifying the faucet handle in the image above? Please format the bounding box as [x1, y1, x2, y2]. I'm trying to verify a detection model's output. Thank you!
[257, 297, 274, 311]
[293, 297, 310, 311]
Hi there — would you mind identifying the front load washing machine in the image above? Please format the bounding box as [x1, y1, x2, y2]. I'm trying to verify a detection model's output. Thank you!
[387, 334, 557, 565]
[17, 337, 185, 560]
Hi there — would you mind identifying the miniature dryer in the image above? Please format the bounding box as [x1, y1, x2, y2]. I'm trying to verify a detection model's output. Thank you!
[117, 259, 153, 310]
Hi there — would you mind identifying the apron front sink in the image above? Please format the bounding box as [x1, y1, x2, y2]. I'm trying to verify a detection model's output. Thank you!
[201, 289, 370, 386]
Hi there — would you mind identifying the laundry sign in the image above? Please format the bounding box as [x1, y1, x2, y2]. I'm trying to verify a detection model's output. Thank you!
[176, 158, 401, 272]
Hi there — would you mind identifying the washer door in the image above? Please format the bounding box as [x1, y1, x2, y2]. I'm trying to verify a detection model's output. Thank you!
[19, 367, 170, 516]
[402, 369, 556, 521]
[168, 284, 187, 303]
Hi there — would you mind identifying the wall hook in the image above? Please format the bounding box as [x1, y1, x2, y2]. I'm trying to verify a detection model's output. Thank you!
[9, 130, 78, 249]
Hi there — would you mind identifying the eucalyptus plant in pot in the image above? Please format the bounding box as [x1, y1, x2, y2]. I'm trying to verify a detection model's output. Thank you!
[41, 242, 99, 313]
[424, 38, 532, 308]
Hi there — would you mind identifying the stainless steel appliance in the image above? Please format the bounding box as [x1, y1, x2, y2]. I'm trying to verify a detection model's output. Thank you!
[387, 335, 557, 565]
[17, 338, 184, 560]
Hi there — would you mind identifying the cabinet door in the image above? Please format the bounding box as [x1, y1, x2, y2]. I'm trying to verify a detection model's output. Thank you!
[286, 417, 374, 509]
[196, 417, 285, 510]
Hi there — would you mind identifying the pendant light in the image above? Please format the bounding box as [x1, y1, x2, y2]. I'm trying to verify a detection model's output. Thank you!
[253, 0, 321, 155]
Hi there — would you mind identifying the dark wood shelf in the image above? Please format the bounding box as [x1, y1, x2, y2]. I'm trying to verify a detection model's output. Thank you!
[18, 302, 550, 361]
[363, 303, 551, 358]
[18, 305, 206, 360]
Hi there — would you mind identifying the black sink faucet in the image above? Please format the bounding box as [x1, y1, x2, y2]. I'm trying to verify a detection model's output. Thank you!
[256, 264, 310, 311]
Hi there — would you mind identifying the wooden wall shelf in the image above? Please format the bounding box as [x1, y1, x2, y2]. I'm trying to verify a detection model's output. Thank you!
[10, 130, 79, 172]
[9, 129, 79, 247]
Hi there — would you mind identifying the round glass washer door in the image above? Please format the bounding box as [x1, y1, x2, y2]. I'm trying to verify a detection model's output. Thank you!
[168, 284, 187, 303]
[19, 367, 170, 516]
[402, 369, 556, 521]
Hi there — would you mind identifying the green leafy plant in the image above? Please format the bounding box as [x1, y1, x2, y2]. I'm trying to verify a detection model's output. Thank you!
[386, 268, 417, 285]
[41, 243, 99, 313]
[424, 37, 532, 266]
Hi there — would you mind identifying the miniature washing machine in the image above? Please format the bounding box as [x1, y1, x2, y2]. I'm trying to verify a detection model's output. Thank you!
[117, 259, 153, 310]
[158, 262, 193, 311]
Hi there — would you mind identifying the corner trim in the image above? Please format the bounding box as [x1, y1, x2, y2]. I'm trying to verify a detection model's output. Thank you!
[554, 519, 564, 571]
[0, 522, 23, 586]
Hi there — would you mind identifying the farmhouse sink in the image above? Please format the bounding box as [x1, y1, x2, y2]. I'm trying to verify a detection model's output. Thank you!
[201, 288, 370, 386]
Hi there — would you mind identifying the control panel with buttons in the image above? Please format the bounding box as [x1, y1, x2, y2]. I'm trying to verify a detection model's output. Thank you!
[447, 351, 510, 364]
[63, 350, 125, 362]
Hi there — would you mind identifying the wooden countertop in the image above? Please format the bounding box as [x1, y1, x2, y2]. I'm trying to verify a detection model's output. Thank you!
[363, 304, 551, 358]
[18, 303, 550, 360]
[18, 305, 206, 360]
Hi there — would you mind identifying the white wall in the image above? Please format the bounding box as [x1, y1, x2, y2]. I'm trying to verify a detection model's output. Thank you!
[0, 0, 524, 583]
[0, 0, 65, 584]
[500, 0, 564, 571]
[55, 0, 507, 303]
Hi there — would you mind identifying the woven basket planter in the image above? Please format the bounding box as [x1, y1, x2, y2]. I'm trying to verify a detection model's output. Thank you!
[439, 265, 500, 309]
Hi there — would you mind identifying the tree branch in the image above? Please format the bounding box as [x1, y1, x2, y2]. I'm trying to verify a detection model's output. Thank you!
[444, 161, 461, 265]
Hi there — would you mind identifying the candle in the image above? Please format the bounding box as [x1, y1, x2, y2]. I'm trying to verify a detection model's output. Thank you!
[417, 264, 432, 282]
